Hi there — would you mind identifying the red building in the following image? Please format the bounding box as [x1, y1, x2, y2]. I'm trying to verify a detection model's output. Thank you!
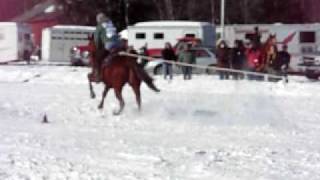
[12, 0, 63, 46]
[0, 0, 24, 21]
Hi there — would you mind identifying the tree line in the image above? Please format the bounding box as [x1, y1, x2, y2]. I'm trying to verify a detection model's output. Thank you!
[53, 0, 304, 30]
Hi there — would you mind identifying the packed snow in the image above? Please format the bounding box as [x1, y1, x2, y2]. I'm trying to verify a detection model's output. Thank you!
[0, 65, 320, 180]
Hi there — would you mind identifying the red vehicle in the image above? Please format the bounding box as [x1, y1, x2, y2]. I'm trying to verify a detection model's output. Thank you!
[70, 45, 91, 66]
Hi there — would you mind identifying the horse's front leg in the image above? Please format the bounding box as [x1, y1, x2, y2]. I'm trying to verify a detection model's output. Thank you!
[88, 73, 96, 99]
[113, 88, 125, 115]
[98, 86, 110, 109]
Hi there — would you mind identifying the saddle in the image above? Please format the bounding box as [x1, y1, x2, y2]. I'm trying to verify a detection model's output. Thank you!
[102, 50, 118, 67]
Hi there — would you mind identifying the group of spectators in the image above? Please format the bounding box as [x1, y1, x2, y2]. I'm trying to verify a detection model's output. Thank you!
[216, 27, 291, 80]
[132, 42, 197, 81]
[126, 26, 291, 81]
[161, 42, 196, 80]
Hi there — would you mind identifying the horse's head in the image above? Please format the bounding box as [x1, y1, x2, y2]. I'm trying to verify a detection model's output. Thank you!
[263, 34, 277, 52]
[266, 34, 277, 46]
[262, 34, 278, 67]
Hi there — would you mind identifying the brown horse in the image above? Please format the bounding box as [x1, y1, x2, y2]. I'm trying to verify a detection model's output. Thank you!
[87, 37, 160, 115]
[246, 34, 277, 73]
[259, 34, 278, 72]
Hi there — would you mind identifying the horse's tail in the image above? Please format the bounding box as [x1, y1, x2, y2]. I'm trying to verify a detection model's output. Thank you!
[133, 65, 160, 92]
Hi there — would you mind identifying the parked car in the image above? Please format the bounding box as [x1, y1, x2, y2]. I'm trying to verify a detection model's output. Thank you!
[299, 53, 320, 79]
[146, 47, 217, 75]
[147, 37, 203, 57]
[70, 45, 91, 66]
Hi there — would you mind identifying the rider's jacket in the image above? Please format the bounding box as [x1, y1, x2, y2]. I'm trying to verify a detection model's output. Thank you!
[94, 20, 118, 51]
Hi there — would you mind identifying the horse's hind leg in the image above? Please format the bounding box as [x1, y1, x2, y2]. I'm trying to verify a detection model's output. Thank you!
[132, 85, 141, 111]
[98, 86, 110, 109]
[113, 87, 125, 115]
[88, 73, 96, 99]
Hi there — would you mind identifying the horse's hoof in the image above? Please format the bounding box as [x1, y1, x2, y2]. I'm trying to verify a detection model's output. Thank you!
[113, 110, 121, 116]
[98, 105, 103, 109]
[91, 94, 96, 99]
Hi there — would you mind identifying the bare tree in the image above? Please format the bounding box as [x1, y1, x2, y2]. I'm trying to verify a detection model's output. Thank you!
[210, 0, 216, 24]
[164, 0, 174, 20]
[151, 0, 165, 19]
[151, 0, 178, 20]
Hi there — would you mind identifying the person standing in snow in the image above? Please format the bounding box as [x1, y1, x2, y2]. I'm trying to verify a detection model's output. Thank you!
[139, 43, 149, 67]
[23, 34, 35, 65]
[251, 26, 262, 50]
[216, 40, 231, 80]
[230, 40, 246, 79]
[161, 42, 176, 80]
[178, 43, 196, 80]
[274, 44, 291, 75]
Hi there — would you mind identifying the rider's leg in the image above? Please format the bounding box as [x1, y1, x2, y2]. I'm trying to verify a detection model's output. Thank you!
[95, 49, 106, 81]
[105, 50, 114, 66]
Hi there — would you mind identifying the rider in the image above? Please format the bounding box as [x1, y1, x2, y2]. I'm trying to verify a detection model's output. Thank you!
[275, 44, 291, 74]
[94, 12, 119, 80]
[251, 26, 261, 50]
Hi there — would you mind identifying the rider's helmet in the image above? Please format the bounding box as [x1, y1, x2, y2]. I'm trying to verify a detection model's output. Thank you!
[96, 13, 108, 24]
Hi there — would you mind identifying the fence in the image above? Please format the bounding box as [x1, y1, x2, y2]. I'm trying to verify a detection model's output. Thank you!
[119, 52, 288, 82]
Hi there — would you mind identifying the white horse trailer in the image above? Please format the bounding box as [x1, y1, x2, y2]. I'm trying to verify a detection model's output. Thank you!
[127, 21, 216, 50]
[42, 25, 95, 63]
[217, 24, 320, 71]
[0, 22, 32, 63]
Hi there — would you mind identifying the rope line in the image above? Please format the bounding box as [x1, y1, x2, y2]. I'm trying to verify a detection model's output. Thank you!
[119, 52, 286, 80]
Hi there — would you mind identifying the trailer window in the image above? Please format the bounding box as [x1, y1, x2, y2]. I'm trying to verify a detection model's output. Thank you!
[245, 33, 254, 41]
[52, 36, 63, 40]
[300, 32, 315, 43]
[136, 33, 146, 39]
[185, 34, 195, 38]
[0, 33, 4, 40]
[154, 33, 164, 40]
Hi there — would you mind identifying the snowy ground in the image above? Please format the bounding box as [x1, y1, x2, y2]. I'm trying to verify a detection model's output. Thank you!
[0, 65, 320, 180]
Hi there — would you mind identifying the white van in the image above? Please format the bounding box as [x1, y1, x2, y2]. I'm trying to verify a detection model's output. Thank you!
[42, 25, 95, 63]
[127, 21, 216, 50]
[0, 22, 32, 63]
